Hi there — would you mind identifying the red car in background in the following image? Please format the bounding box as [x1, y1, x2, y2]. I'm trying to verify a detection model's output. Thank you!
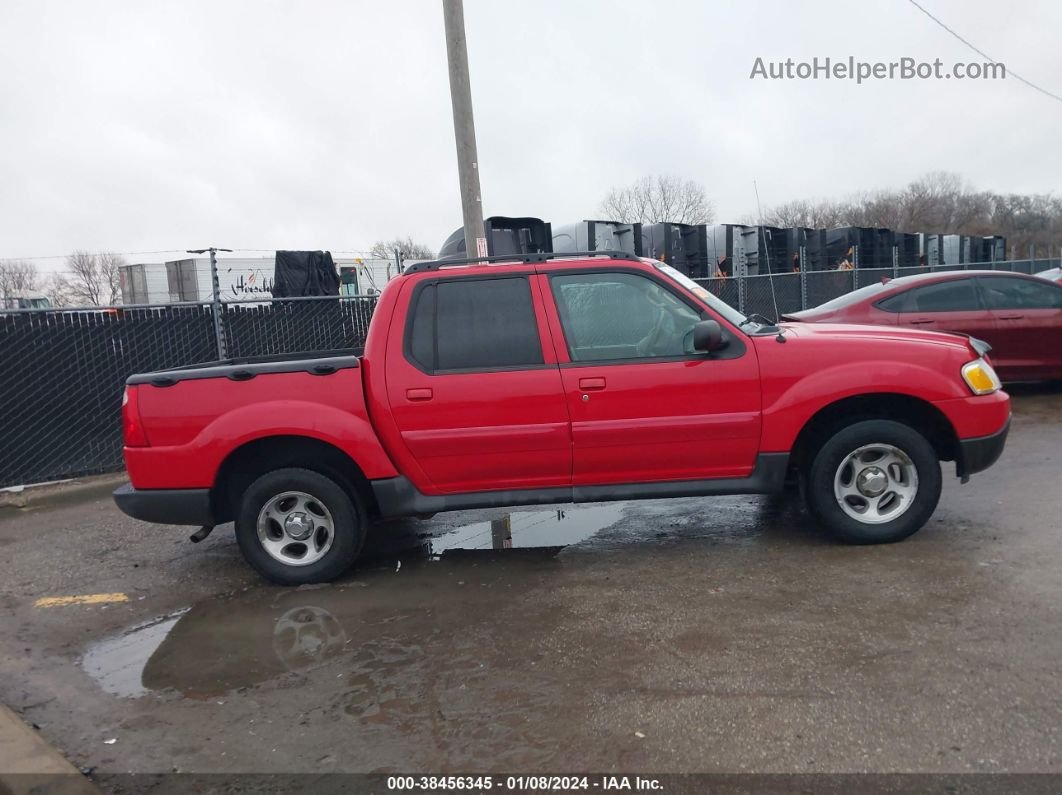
[784, 270, 1062, 382]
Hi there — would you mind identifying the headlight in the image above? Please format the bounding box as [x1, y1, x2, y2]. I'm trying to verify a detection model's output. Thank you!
[961, 358, 1001, 395]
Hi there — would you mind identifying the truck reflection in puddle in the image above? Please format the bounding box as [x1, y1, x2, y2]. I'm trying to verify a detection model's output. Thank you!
[425, 503, 626, 558]
[81, 599, 352, 700]
[81, 609, 190, 698]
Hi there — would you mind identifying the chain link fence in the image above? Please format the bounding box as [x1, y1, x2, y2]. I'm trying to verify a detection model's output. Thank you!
[0, 296, 377, 488]
[221, 296, 378, 358]
[1, 257, 1059, 488]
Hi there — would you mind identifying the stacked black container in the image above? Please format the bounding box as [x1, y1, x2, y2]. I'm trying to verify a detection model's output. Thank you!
[982, 235, 1006, 264]
[438, 216, 553, 259]
[640, 223, 710, 277]
[551, 220, 643, 255]
[894, 233, 920, 268]
[783, 228, 829, 271]
[826, 227, 895, 269]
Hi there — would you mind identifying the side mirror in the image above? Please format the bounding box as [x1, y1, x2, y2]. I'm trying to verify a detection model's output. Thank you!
[692, 319, 724, 352]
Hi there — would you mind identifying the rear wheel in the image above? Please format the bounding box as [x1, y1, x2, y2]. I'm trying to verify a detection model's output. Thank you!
[804, 420, 941, 544]
[235, 467, 364, 585]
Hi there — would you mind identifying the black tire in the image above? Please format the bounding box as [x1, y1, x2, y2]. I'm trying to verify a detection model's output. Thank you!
[804, 419, 942, 544]
[235, 467, 364, 585]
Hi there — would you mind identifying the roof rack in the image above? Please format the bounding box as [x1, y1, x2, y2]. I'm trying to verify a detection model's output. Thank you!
[403, 250, 640, 274]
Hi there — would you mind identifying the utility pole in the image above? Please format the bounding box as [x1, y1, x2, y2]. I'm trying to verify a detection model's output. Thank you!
[188, 246, 231, 360]
[442, 0, 486, 258]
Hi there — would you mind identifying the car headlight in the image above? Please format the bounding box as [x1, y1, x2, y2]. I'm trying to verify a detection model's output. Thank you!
[961, 358, 1002, 395]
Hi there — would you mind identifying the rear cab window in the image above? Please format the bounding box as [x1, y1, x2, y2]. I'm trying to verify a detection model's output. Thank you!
[405, 276, 544, 373]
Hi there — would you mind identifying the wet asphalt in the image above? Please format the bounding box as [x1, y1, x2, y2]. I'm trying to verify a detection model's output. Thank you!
[0, 386, 1060, 788]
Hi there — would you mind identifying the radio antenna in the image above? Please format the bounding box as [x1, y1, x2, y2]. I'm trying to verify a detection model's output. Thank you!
[754, 180, 780, 324]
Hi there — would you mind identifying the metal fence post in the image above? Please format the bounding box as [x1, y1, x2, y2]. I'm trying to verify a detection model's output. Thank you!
[188, 246, 230, 360]
[892, 245, 899, 278]
[210, 248, 227, 359]
[799, 246, 807, 310]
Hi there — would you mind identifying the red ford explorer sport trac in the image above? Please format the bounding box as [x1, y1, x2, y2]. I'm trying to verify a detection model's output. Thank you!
[114, 252, 1010, 584]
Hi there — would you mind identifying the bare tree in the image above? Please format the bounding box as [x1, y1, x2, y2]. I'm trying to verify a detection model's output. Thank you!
[757, 171, 1062, 258]
[990, 192, 1062, 254]
[600, 175, 715, 225]
[759, 198, 857, 229]
[0, 259, 41, 301]
[44, 272, 74, 308]
[64, 251, 124, 306]
[369, 236, 435, 261]
[898, 171, 973, 231]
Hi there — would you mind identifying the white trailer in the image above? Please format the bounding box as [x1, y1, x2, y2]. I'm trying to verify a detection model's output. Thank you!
[120, 256, 403, 305]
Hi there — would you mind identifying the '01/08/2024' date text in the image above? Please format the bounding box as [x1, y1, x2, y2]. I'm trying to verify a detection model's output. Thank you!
[386, 776, 664, 791]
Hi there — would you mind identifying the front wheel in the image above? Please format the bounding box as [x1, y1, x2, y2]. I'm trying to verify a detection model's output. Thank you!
[804, 420, 942, 544]
[235, 467, 364, 585]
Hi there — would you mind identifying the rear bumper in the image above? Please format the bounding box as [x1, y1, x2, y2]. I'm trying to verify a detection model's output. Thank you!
[113, 483, 215, 526]
[957, 417, 1010, 479]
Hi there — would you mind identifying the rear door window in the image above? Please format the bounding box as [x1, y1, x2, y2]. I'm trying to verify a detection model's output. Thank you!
[979, 277, 1062, 310]
[406, 277, 544, 372]
[879, 279, 982, 312]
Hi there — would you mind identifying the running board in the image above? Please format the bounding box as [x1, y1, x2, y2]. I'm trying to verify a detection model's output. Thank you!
[370, 453, 789, 519]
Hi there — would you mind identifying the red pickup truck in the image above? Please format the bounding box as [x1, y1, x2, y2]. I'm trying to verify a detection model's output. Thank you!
[114, 252, 1011, 584]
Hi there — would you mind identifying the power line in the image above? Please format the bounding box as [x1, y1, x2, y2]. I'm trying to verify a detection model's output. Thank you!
[906, 0, 1062, 105]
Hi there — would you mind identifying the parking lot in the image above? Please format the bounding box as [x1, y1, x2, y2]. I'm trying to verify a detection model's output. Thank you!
[1, 386, 1060, 789]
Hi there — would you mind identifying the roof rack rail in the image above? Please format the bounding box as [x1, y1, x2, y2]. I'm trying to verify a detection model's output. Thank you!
[403, 250, 640, 274]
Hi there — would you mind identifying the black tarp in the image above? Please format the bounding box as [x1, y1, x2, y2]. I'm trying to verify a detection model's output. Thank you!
[273, 251, 340, 297]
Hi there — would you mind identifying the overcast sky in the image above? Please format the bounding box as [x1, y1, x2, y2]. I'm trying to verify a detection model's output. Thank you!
[1, 0, 1059, 268]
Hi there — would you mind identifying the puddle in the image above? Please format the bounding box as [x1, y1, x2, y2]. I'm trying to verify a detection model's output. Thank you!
[81, 598, 353, 699]
[427, 503, 627, 557]
[81, 609, 189, 698]
[80, 504, 628, 699]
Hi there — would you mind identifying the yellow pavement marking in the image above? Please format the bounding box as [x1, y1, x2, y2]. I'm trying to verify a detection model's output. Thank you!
[34, 593, 129, 608]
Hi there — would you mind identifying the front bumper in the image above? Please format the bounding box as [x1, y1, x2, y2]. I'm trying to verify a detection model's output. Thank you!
[113, 483, 215, 526]
[957, 417, 1010, 480]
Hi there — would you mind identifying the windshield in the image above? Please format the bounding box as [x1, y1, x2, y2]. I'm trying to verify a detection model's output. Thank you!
[652, 262, 748, 328]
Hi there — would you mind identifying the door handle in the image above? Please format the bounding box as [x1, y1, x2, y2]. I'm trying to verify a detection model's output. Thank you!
[578, 377, 606, 390]
[999, 314, 1024, 320]
[909, 318, 935, 325]
[406, 388, 433, 401]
